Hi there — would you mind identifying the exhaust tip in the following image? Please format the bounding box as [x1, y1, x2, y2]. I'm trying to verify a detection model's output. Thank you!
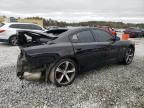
[23, 72, 41, 81]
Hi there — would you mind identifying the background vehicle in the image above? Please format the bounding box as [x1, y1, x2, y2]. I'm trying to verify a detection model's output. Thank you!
[0, 23, 46, 45]
[96, 26, 117, 36]
[124, 27, 144, 38]
[16, 27, 135, 86]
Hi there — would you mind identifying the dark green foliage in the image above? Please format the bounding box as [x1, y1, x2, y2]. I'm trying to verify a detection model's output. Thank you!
[25, 17, 144, 28]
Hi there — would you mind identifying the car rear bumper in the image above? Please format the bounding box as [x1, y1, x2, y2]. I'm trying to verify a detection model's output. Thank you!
[16, 54, 45, 81]
[0, 35, 9, 42]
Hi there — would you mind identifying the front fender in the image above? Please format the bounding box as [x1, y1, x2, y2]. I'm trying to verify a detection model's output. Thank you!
[115, 40, 135, 61]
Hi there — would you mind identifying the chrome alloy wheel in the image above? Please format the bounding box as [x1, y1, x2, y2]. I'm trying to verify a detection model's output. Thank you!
[55, 61, 76, 85]
[125, 47, 134, 64]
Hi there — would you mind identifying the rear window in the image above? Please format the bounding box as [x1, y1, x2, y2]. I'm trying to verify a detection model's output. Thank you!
[0, 23, 5, 27]
[9, 24, 20, 28]
[45, 29, 68, 35]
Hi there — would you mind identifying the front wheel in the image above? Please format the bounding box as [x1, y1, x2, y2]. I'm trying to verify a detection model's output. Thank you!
[48, 59, 77, 86]
[122, 47, 134, 65]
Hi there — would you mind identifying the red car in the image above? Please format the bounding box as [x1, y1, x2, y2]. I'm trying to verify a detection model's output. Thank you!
[96, 26, 117, 36]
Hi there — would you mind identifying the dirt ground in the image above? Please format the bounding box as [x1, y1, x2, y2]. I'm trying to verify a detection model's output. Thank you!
[0, 38, 144, 108]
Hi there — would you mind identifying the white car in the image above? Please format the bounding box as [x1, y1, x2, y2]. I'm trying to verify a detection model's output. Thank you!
[0, 23, 46, 45]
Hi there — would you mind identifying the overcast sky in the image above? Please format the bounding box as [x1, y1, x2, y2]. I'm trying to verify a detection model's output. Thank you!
[0, 0, 144, 23]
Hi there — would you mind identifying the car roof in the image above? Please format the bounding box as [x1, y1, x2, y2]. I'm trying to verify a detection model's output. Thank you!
[53, 27, 109, 42]
[54, 27, 97, 38]
[48, 27, 88, 30]
[47, 27, 92, 32]
[68, 27, 103, 31]
[48, 28, 68, 30]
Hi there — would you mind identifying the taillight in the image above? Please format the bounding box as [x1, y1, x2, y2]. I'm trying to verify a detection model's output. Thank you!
[0, 29, 5, 33]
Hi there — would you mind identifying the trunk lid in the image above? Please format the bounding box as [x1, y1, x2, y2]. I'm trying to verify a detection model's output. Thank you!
[16, 30, 57, 48]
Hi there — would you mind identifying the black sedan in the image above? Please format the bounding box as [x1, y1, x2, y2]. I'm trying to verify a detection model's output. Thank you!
[124, 27, 144, 38]
[16, 27, 135, 86]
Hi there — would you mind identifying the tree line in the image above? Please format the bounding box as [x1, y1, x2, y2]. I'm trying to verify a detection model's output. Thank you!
[26, 17, 144, 28]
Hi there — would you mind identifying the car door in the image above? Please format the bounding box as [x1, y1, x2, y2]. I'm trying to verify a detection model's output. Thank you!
[91, 28, 119, 62]
[70, 29, 107, 69]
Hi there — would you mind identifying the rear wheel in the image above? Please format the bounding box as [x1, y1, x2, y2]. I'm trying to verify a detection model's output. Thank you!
[122, 47, 134, 65]
[9, 35, 17, 46]
[49, 59, 77, 86]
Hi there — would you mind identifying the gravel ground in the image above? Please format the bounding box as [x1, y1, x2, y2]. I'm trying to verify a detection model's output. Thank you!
[0, 38, 144, 108]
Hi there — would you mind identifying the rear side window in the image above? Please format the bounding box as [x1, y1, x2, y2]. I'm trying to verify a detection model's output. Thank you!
[9, 24, 20, 28]
[10, 24, 33, 29]
[19, 24, 32, 29]
[73, 30, 95, 43]
[92, 29, 112, 42]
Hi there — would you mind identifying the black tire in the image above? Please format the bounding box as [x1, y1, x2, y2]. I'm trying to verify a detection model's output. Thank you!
[48, 59, 78, 86]
[122, 47, 134, 65]
[9, 35, 17, 46]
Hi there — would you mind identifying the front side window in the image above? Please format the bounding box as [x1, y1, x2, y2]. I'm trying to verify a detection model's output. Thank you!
[92, 29, 112, 42]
